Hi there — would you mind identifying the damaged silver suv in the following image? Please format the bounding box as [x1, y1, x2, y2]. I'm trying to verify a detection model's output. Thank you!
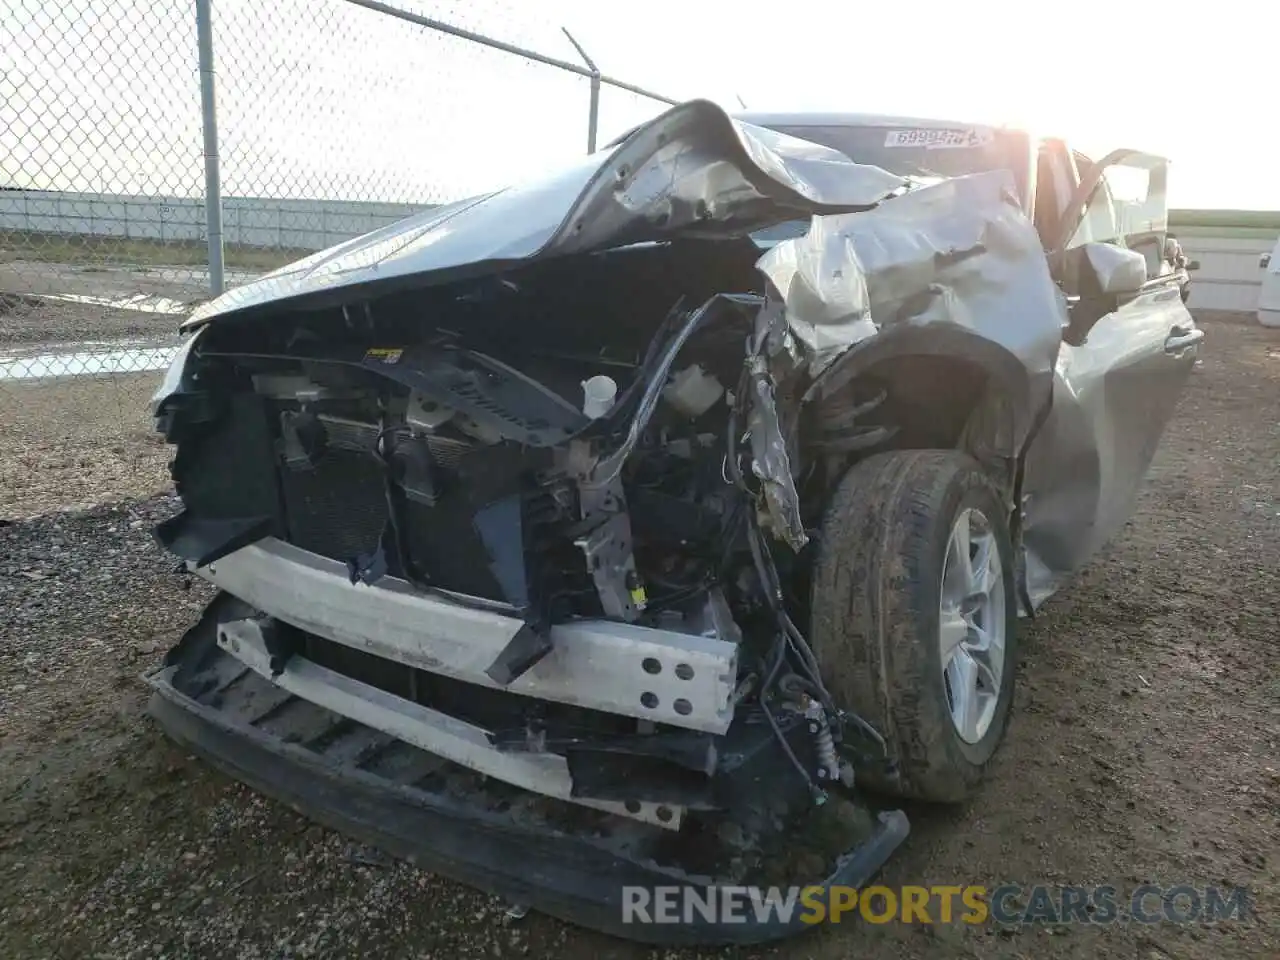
[146, 101, 1202, 943]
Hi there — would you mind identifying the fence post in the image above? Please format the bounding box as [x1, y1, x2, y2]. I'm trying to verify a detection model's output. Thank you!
[195, 0, 226, 295]
[561, 28, 599, 154]
[587, 74, 600, 154]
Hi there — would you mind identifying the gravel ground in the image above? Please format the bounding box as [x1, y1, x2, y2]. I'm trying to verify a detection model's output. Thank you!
[0, 316, 1276, 959]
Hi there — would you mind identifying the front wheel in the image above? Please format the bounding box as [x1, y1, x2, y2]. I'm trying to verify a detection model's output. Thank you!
[810, 450, 1018, 802]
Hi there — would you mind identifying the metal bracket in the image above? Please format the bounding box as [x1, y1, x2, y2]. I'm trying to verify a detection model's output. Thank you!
[195, 538, 739, 733]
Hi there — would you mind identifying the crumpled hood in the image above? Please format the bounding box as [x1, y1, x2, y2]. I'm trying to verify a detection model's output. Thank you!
[183, 99, 906, 330]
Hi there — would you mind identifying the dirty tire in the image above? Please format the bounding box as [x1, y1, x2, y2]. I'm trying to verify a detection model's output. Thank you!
[810, 450, 1018, 802]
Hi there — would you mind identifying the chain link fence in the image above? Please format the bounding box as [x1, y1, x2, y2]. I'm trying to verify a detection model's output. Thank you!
[0, 0, 675, 518]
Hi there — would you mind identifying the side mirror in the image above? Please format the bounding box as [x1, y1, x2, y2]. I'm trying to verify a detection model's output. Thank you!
[1085, 242, 1147, 297]
[1063, 243, 1148, 347]
[1262, 253, 1272, 270]
[1186, 259, 1200, 272]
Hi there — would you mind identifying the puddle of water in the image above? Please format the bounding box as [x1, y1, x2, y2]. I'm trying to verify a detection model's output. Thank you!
[151, 266, 259, 285]
[35, 292, 190, 315]
[0, 345, 180, 381]
[2, 336, 181, 359]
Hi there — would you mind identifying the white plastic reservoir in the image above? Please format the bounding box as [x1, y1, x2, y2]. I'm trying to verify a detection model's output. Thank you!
[581, 374, 618, 419]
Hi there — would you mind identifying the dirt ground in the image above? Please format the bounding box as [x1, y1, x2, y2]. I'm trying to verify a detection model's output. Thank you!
[0, 371, 171, 520]
[0, 272, 182, 521]
[0, 315, 1276, 959]
[0, 293, 185, 348]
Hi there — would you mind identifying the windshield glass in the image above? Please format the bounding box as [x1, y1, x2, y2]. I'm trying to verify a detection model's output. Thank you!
[761, 124, 1029, 201]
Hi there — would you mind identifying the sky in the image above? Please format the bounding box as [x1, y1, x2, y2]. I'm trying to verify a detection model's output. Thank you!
[0, 0, 1270, 209]
[537, 0, 1272, 211]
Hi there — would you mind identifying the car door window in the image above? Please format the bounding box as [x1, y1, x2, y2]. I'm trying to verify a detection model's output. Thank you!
[1066, 157, 1172, 283]
[1066, 177, 1122, 250]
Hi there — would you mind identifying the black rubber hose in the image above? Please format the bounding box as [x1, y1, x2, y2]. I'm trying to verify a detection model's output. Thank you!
[759, 628, 818, 795]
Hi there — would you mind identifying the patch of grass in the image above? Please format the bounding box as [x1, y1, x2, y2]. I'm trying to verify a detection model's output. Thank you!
[1170, 208, 1280, 231]
[0, 230, 306, 272]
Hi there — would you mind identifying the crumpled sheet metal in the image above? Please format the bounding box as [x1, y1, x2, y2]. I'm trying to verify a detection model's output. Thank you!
[1019, 362, 1130, 611]
[170, 99, 1129, 615]
[753, 214, 877, 375]
[184, 100, 906, 330]
[754, 171, 1094, 592]
[1018, 300, 1197, 610]
[577, 111, 907, 254]
[757, 171, 1066, 451]
[745, 355, 808, 552]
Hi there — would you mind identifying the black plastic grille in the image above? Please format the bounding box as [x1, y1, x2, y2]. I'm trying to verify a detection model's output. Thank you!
[280, 451, 387, 561]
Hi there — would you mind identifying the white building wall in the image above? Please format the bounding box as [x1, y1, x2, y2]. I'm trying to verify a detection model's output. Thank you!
[0, 190, 431, 252]
[1173, 229, 1274, 314]
[2, 189, 1277, 317]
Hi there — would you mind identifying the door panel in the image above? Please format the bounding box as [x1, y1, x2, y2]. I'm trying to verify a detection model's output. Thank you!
[1020, 143, 1199, 606]
[1021, 278, 1198, 606]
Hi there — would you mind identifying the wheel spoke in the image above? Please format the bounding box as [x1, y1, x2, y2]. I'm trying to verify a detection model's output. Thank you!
[968, 639, 1003, 690]
[939, 506, 1006, 745]
[948, 651, 984, 742]
[965, 620, 990, 651]
[939, 608, 969, 663]
[944, 512, 974, 600]
[969, 533, 999, 598]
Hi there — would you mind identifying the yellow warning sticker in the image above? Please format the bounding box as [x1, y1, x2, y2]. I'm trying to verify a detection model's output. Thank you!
[364, 347, 403, 364]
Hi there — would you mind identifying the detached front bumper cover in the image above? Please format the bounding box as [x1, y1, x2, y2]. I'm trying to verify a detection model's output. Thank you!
[145, 658, 908, 944]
